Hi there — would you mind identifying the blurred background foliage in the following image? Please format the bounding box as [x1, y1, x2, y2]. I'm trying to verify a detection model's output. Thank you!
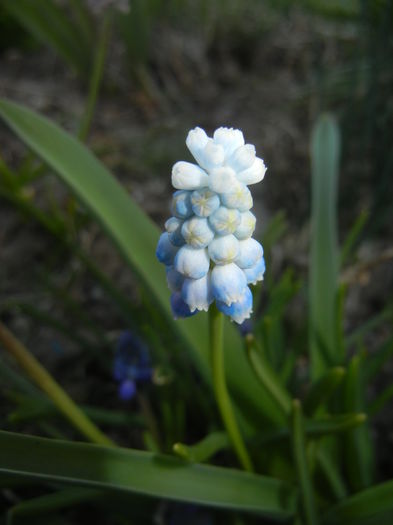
[0, 0, 392, 524]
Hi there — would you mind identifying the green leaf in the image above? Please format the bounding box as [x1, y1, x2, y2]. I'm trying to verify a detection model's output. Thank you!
[323, 479, 393, 525]
[7, 488, 102, 525]
[309, 114, 340, 379]
[0, 431, 297, 518]
[0, 98, 284, 429]
[257, 269, 301, 370]
[344, 353, 374, 491]
[365, 334, 393, 382]
[175, 413, 366, 464]
[6, 392, 145, 428]
[246, 335, 292, 417]
[340, 209, 369, 267]
[368, 383, 393, 416]
[304, 367, 346, 416]
[306, 413, 366, 437]
[2, 0, 91, 76]
[316, 448, 347, 501]
[173, 432, 229, 463]
[291, 400, 319, 525]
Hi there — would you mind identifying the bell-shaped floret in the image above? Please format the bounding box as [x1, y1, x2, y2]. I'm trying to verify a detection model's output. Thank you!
[181, 217, 215, 248]
[156, 232, 178, 265]
[235, 238, 264, 269]
[174, 245, 210, 279]
[170, 292, 198, 319]
[165, 217, 185, 246]
[208, 234, 239, 265]
[166, 265, 185, 292]
[186, 127, 209, 167]
[171, 190, 193, 219]
[211, 263, 247, 306]
[213, 127, 245, 157]
[237, 157, 267, 185]
[227, 144, 256, 172]
[216, 286, 253, 324]
[172, 161, 209, 190]
[199, 140, 225, 171]
[209, 206, 241, 235]
[243, 256, 266, 285]
[181, 274, 213, 312]
[233, 211, 256, 240]
[208, 166, 238, 194]
[191, 188, 220, 217]
[220, 181, 253, 212]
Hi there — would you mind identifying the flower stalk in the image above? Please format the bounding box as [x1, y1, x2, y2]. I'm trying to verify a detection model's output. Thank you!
[209, 305, 253, 472]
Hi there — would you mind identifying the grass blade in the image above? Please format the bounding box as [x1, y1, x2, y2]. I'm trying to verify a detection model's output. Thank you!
[369, 383, 393, 416]
[173, 432, 229, 463]
[344, 353, 374, 491]
[323, 479, 393, 525]
[7, 488, 102, 525]
[316, 448, 347, 501]
[304, 367, 346, 416]
[340, 209, 369, 267]
[291, 400, 319, 525]
[0, 430, 297, 518]
[245, 334, 292, 417]
[2, 0, 90, 75]
[0, 322, 113, 447]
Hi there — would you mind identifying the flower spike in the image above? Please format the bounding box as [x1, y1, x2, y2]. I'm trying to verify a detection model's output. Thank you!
[156, 126, 266, 323]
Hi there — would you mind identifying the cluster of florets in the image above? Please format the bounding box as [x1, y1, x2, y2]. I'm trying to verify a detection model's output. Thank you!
[156, 127, 266, 324]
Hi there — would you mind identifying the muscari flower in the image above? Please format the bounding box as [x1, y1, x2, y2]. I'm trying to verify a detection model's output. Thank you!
[156, 127, 266, 324]
[113, 331, 152, 401]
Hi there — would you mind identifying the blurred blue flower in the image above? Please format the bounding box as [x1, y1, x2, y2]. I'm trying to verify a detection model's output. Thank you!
[113, 331, 152, 401]
[118, 379, 136, 401]
[156, 126, 266, 324]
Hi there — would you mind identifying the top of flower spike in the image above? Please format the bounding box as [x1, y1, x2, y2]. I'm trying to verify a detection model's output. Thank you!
[172, 127, 267, 191]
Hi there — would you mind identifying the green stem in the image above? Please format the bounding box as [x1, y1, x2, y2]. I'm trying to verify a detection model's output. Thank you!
[78, 13, 112, 141]
[137, 392, 162, 451]
[291, 399, 319, 525]
[209, 305, 253, 472]
[0, 321, 114, 447]
[245, 334, 291, 417]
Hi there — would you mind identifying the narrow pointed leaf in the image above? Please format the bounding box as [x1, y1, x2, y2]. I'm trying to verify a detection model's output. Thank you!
[304, 367, 346, 416]
[2, 0, 90, 75]
[316, 449, 347, 501]
[306, 413, 366, 436]
[7, 488, 102, 524]
[323, 479, 393, 525]
[309, 114, 340, 379]
[0, 431, 297, 518]
[246, 335, 291, 417]
[291, 400, 319, 525]
[173, 432, 229, 463]
[344, 353, 374, 491]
